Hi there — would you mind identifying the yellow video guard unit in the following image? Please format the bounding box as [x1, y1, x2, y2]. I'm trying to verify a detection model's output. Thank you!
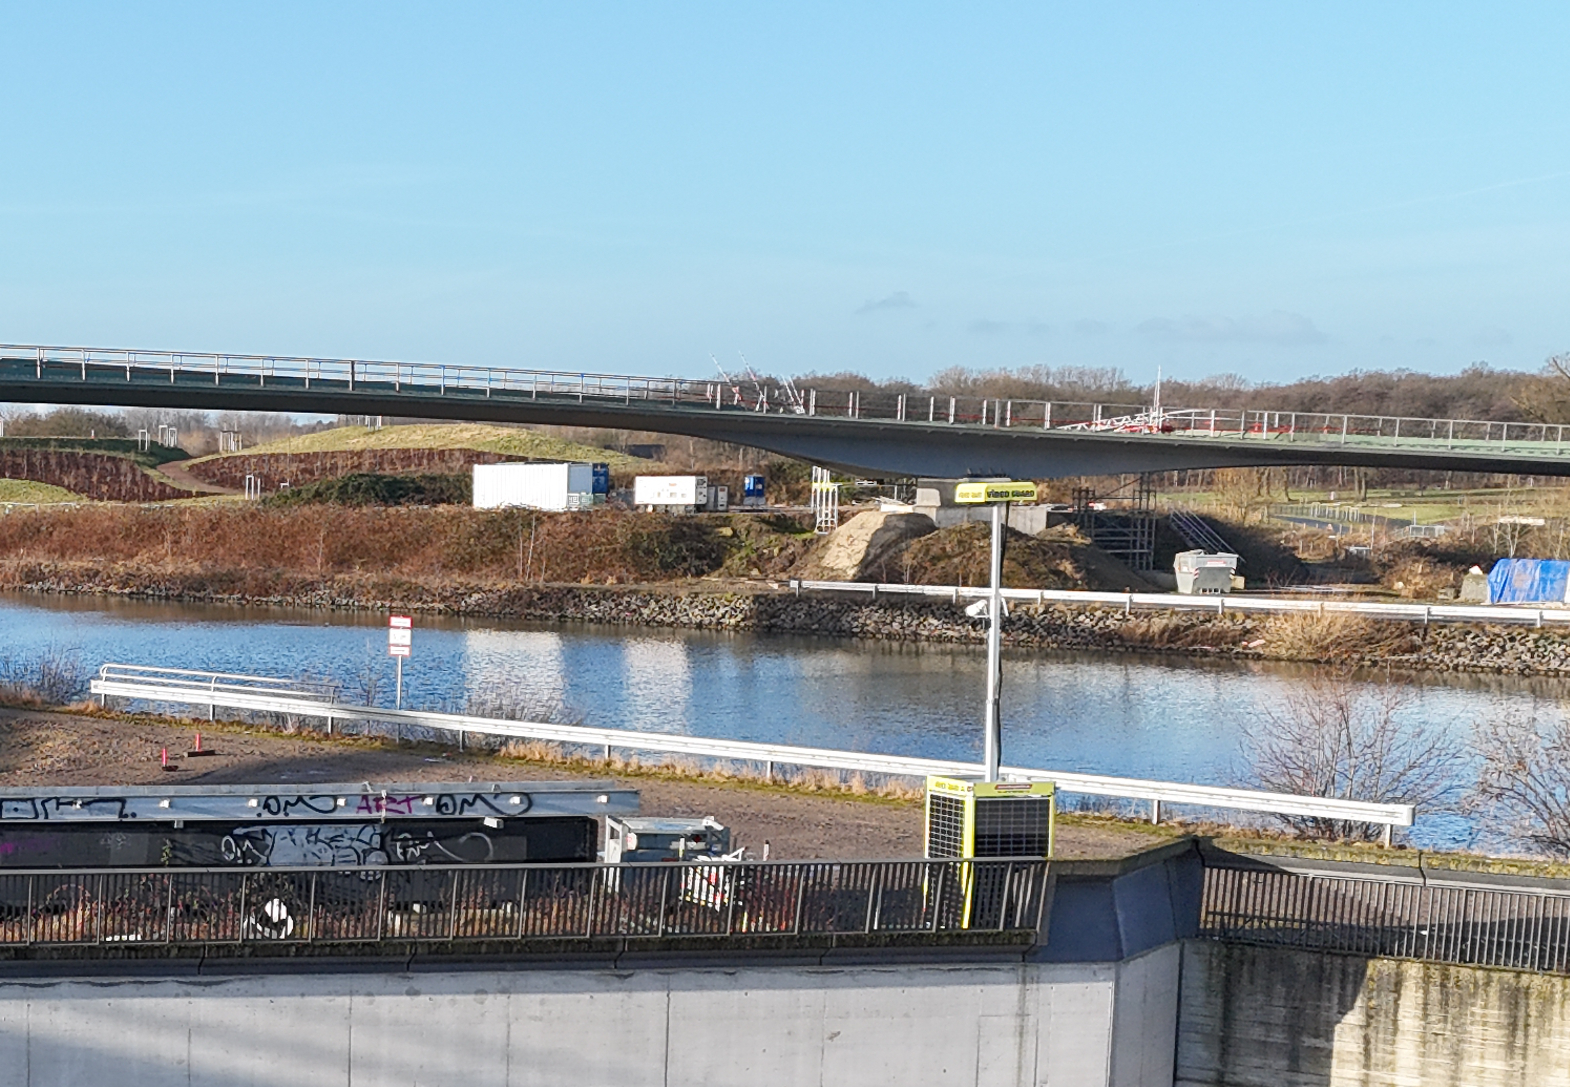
[924, 776, 1056, 861]
[923, 776, 1054, 929]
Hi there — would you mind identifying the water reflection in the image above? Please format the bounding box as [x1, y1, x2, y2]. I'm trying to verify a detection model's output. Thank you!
[2, 592, 1566, 851]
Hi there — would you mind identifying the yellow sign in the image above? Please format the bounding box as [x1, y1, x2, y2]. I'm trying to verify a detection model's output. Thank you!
[953, 481, 1038, 504]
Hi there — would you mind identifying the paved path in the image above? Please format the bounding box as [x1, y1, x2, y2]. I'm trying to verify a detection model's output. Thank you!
[155, 458, 238, 495]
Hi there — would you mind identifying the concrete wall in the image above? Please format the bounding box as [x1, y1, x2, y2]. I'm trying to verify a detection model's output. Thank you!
[0, 948, 1179, 1087]
[1176, 940, 1570, 1087]
[916, 505, 1055, 535]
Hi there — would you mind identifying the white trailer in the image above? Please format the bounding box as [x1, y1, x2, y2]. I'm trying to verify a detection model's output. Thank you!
[473, 462, 595, 511]
[634, 475, 709, 512]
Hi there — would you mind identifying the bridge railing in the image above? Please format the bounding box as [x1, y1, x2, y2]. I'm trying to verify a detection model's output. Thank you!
[0, 858, 1049, 947]
[4, 342, 1566, 454]
[1200, 850, 1570, 973]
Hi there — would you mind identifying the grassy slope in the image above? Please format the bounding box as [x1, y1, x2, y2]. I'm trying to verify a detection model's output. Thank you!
[0, 480, 83, 503]
[189, 424, 654, 470]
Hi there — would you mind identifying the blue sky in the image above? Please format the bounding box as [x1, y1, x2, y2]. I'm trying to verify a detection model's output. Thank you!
[2, 3, 1567, 385]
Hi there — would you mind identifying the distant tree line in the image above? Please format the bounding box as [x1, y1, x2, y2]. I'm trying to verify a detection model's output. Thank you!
[797, 353, 1570, 423]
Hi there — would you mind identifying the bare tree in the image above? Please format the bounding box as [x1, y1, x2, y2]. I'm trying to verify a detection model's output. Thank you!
[350, 642, 384, 707]
[1515, 352, 1570, 424]
[1241, 673, 1462, 841]
[1473, 715, 1570, 856]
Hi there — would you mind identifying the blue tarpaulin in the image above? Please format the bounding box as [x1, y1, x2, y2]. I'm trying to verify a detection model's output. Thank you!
[1487, 559, 1570, 604]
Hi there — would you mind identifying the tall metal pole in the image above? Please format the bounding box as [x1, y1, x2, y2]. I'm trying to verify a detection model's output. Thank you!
[983, 501, 1005, 781]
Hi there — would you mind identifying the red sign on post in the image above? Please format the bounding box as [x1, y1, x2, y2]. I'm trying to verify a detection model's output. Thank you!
[388, 615, 412, 657]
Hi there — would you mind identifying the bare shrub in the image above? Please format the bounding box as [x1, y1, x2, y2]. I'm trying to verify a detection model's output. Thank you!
[464, 684, 583, 727]
[1473, 716, 1570, 856]
[0, 646, 88, 705]
[349, 645, 384, 706]
[1241, 674, 1462, 841]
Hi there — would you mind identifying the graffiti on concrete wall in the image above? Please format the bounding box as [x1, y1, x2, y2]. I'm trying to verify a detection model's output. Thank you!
[219, 824, 501, 867]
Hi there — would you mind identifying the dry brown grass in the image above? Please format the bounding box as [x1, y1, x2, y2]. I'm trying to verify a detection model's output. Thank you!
[1118, 614, 1249, 650]
[0, 504, 754, 586]
[1261, 611, 1419, 662]
[493, 738, 922, 802]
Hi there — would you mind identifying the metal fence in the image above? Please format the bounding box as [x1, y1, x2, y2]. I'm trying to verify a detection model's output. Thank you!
[1200, 859, 1570, 972]
[5, 342, 1570, 456]
[0, 859, 1048, 948]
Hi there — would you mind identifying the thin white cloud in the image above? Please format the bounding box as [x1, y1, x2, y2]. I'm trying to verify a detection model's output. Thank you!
[855, 291, 917, 315]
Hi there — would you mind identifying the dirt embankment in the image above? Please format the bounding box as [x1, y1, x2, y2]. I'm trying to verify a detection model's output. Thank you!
[5, 503, 1562, 675]
[0, 504, 814, 587]
[183, 448, 523, 491]
[0, 449, 190, 502]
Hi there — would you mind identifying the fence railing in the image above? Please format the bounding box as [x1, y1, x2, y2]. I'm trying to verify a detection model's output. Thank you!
[1200, 854, 1570, 972]
[0, 859, 1048, 948]
[784, 577, 1566, 628]
[90, 664, 1416, 835]
[5, 342, 1569, 456]
[1270, 502, 1451, 539]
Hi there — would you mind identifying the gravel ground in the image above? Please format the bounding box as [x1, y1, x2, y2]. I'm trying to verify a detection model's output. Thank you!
[0, 706, 1172, 861]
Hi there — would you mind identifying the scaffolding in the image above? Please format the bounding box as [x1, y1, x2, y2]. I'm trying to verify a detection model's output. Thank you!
[810, 466, 840, 534]
[1073, 474, 1157, 571]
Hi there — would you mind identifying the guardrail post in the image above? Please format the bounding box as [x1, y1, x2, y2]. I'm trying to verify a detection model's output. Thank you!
[1150, 799, 1161, 824]
[865, 864, 882, 933]
[792, 866, 807, 935]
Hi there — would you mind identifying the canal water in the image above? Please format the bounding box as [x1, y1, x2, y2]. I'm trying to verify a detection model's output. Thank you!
[2, 593, 1562, 851]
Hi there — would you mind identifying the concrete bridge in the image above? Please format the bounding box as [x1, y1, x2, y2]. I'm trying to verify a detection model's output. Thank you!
[5, 342, 1570, 480]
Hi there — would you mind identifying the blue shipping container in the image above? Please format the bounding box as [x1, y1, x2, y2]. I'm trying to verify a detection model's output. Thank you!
[744, 474, 766, 499]
[1487, 558, 1570, 604]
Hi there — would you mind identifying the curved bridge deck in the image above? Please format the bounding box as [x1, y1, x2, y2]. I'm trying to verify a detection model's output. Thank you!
[5, 343, 1566, 479]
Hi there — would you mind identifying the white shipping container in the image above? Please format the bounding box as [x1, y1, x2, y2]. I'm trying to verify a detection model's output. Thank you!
[473, 462, 595, 511]
[633, 475, 708, 508]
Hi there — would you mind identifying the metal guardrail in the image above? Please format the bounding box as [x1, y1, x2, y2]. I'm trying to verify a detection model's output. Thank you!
[1200, 854, 1570, 972]
[0, 859, 1049, 947]
[4, 342, 1570, 457]
[90, 664, 1416, 833]
[784, 578, 1569, 628]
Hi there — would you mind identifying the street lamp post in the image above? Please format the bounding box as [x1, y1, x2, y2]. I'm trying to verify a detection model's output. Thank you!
[954, 480, 1038, 782]
[983, 500, 1005, 781]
